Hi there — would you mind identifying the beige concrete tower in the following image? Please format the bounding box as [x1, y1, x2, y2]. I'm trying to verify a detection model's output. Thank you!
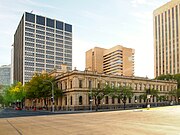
[86, 45, 134, 76]
[154, 0, 180, 77]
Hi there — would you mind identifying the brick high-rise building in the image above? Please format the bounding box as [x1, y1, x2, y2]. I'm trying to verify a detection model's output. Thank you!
[154, 0, 180, 77]
[86, 45, 135, 76]
[13, 12, 72, 84]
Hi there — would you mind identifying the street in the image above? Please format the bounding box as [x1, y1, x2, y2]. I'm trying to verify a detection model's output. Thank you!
[0, 106, 180, 135]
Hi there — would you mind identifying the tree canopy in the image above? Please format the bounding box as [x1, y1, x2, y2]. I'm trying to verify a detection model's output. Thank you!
[25, 73, 62, 100]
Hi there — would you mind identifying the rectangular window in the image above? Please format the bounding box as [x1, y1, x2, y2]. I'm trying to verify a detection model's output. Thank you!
[79, 80, 82, 88]
[65, 23, 72, 32]
[46, 18, 54, 28]
[56, 21, 63, 30]
[36, 15, 45, 25]
[25, 12, 35, 23]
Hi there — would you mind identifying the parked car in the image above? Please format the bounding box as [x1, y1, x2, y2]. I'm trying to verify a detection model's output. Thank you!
[15, 107, 22, 110]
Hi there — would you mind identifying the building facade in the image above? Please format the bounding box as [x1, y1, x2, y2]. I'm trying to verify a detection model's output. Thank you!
[86, 45, 135, 76]
[25, 68, 177, 111]
[154, 0, 180, 77]
[14, 12, 72, 84]
[0, 65, 11, 85]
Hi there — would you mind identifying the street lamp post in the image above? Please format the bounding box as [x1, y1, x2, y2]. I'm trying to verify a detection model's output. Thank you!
[44, 80, 54, 113]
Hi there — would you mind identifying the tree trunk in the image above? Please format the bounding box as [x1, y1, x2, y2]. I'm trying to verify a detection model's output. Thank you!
[123, 102, 126, 110]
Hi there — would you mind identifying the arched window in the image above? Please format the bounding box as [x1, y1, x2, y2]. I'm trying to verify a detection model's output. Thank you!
[79, 96, 82, 105]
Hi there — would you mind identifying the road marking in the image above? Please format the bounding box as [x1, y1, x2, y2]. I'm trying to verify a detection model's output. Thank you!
[6, 119, 23, 135]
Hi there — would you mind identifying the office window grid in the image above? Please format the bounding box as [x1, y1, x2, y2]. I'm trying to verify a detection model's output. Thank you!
[23, 12, 72, 82]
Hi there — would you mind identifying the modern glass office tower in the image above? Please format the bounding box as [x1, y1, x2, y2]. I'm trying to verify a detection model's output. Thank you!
[154, 0, 180, 77]
[14, 12, 72, 84]
[0, 65, 11, 85]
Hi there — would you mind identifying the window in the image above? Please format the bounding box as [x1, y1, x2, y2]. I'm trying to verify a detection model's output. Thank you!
[112, 97, 114, 104]
[56, 39, 63, 43]
[46, 60, 54, 64]
[65, 23, 72, 32]
[25, 42, 34, 47]
[36, 30, 45, 35]
[64, 58, 72, 62]
[79, 96, 82, 105]
[70, 96, 72, 105]
[36, 49, 44, 53]
[25, 66, 34, 71]
[36, 39, 45, 44]
[25, 52, 34, 56]
[25, 27, 35, 33]
[25, 47, 34, 52]
[25, 37, 34, 42]
[46, 50, 54, 55]
[56, 48, 63, 52]
[36, 53, 44, 58]
[118, 97, 121, 103]
[46, 18, 54, 28]
[129, 97, 131, 103]
[56, 43, 63, 48]
[46, 41, 54, 46]
[65, 96, 67, 105]
[56, 57, 63, 61]
[89, 80, 92, 89]
[46, 46, 54, 50]
[36, 15, 45, 25]
[46, 32, 54, 37]
[56, 30, 63, 35]
[79, 80, 82, 88]
[46, 37, 54, 41]
[36, 44, 44, 49]
[25, 57, 34, 61]
[36, 25, 45, 30]
[36, 63, 44, 67]
[46, 55, 54, 59]
[36, 58, 44, 63]
[36, 34, 45, 39]
[105, 96, 109, 104]
[56, 34, 63, 39]
[64, 45, 72, 49]
[70, 80, 72, 89]
[46, 64, 54, 68]
[56, 20, 63, 30]
[25, 62, 34, 66]
[25, 12, 35, 23]
[25, 32, 34, 37]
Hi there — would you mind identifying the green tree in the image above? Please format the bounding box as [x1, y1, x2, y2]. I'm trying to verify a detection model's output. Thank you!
[89, 85, 112, 111]
[2, 83, 25, 107]
[139, 88, 159, 106]
[25, 73, 62, 108]
[119, 86, 133, 110]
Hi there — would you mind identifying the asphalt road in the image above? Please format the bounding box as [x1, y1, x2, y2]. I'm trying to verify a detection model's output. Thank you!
[0, 108, 53, 118]
[1, 106, 180, 135]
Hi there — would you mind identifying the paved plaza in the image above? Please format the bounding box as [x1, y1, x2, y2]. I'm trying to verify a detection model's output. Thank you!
[0, 106, 180, 135]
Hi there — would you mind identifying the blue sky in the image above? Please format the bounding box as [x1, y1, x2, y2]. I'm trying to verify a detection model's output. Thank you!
[0, 0, 170, 78]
